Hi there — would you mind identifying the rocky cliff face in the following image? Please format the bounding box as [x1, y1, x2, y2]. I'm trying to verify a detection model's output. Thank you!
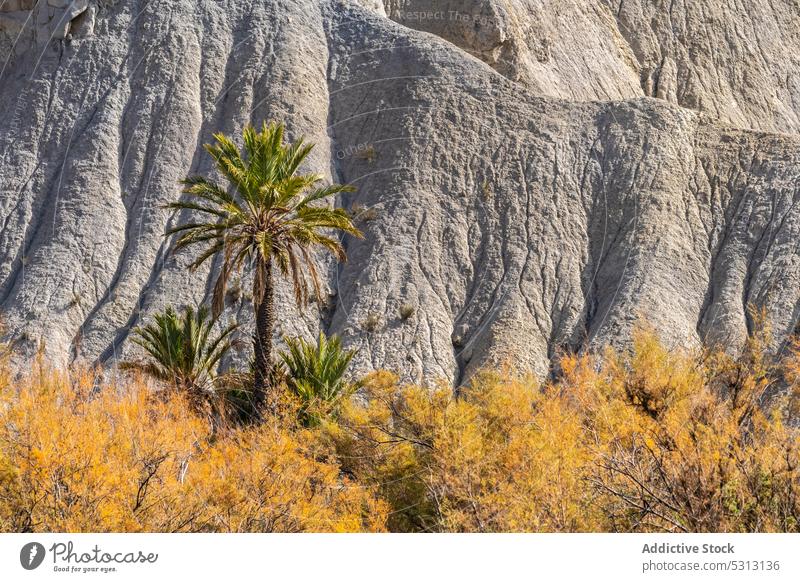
[386, 0, 800, 133]
[1, 0, 799, 384]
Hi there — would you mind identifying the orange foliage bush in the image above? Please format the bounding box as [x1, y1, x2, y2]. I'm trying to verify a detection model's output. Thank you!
[329, 328, 800, 532]
[1, 324, 798, 533]
[0, 361, 385, 533]
[327, 371, 599, 532]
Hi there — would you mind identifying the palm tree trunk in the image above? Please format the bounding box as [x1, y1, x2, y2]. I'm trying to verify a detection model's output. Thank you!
[253, 258, 275, 415]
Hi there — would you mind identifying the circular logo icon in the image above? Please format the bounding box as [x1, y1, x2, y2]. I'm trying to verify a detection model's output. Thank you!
[20, 542, 46, 570]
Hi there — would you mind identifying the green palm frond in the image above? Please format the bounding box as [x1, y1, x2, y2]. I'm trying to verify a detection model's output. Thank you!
[279, 332, 356, 426]
[165, 121, 364, 317]
[297, 183, 355, 209]
[122, 305, 237, 397]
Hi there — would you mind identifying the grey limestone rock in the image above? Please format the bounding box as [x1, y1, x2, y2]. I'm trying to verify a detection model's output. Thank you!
[0, 0, 798, 385]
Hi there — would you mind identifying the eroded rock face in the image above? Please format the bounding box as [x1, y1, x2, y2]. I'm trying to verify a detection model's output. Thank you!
[0, 0, 798, 384]
[385, 0, 800, 134]
[384, 0, 643, 101]
[1, 0, 97, 60]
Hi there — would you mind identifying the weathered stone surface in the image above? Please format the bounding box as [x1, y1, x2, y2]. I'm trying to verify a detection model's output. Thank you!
[387, 0, 800, 134]
[0, 0, 798, 385]
[1, 0, 94, 58]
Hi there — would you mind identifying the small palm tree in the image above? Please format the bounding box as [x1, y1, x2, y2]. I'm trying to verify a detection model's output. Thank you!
[280, 332, 356, 426]
[166, 122, 361, 414]
[122, 305, 237, 414]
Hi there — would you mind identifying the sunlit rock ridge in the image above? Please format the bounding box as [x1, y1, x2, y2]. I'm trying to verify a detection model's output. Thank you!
[1, 0, 799, 383]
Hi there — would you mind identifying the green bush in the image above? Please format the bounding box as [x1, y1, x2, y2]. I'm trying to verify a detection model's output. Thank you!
[280, 332, 356, 426]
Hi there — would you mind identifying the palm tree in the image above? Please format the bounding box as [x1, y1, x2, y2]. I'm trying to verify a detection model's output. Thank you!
[279, 332, 356, 426]
[166, 122, 362, 413]
[122, 305, 237, 414]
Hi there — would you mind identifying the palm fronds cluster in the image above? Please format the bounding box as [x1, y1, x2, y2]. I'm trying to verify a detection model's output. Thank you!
[123, 122, 362, 423]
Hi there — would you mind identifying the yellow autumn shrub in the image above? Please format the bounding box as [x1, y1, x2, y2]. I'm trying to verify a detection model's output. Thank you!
[329, 370, 600, 532]
[0, 325, 797, 533]
[329, 328, 800, 532]
[583, 326, 800, 532]
[0, 362, 386, 532]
